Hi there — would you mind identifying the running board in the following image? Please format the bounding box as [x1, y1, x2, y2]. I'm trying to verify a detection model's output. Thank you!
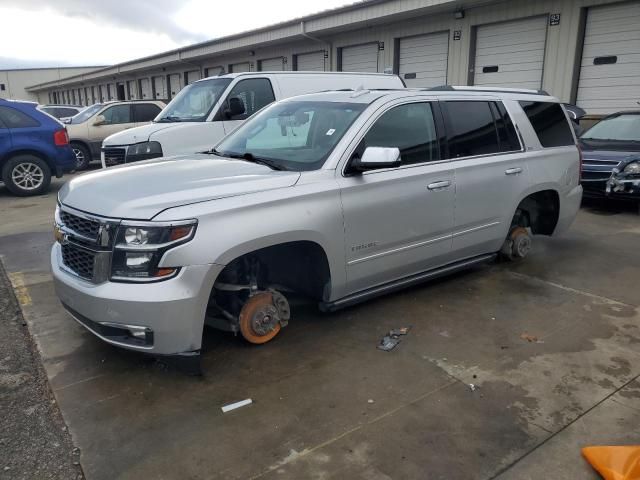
[320, 253, 497, 312]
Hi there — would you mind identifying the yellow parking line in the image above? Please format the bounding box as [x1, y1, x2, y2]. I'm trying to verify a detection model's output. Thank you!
[8, 271, 33, 307]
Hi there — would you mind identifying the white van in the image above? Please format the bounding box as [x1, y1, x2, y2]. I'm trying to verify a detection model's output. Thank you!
[101, 71, 405, 167]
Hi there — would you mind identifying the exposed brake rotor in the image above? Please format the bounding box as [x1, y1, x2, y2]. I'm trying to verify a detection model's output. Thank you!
[238, 290, 290, 344]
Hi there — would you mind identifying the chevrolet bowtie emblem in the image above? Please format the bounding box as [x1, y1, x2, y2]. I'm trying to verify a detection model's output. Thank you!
[53, 225, 69, 245]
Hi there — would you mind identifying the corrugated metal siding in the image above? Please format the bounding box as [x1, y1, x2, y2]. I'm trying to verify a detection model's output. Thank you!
[577, 1, 640, 114]
[473, 16, 548, 89]
[399, 31, 449, 87]
[341, 43, 380, 72]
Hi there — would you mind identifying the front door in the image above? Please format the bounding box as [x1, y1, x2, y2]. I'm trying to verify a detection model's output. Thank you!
[339, 101, 455, 294]
[219, 78, 276, 135]
[88, 104, 136, 154]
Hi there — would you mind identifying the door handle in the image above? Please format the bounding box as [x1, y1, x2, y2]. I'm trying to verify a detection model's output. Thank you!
[427, 180, 451, 190]
[505, 167, 523, 175]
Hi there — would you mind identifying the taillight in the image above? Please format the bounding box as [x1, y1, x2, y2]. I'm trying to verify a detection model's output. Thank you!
[54, 129, 69, 146]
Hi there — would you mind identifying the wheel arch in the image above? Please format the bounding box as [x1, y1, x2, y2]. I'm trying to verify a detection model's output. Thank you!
[1, 149, 52, 172]
[511, 188, 561, 236]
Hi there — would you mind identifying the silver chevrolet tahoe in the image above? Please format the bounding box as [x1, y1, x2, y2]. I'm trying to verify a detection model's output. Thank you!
[52, 87, 582, 367]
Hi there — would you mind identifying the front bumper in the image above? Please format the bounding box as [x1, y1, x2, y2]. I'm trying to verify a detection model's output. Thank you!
[51, 243, 223, 355]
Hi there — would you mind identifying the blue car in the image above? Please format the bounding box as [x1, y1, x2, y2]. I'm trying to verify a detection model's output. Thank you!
[579, 111, 640, 201]
[0, 99, 75, 196]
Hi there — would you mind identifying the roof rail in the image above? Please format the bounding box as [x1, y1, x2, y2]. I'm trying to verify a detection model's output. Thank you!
[427, 85, 550, 96]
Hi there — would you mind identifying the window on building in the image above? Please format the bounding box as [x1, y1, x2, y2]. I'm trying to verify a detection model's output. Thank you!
[356, 102, 440, 165]
[519, 101, 575, 148]
[0, 106, 40, 128]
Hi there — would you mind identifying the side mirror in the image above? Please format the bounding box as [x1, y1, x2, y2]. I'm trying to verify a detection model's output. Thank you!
[352, 147, 401, 172]
[225, 97, 246, 119]
[93, 114, 106, 126]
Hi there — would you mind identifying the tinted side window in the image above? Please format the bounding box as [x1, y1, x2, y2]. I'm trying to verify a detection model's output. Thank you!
[224, 78, 275, 120]
[133, 103, 161, 122]
[0, 106, 40, 128]
[443, 101, 500, 157]
[58, 108, 79, 118]
[492, 102, 521, 152]
[101, 105, 131, 124]
[358, 102, 440, 165]
[519, 101, 574, 148]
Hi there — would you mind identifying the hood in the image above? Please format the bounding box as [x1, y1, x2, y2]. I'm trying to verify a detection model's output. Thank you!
[581, 149, 640, 163]
[59, 155, 301, 220]
[103, 122, 178, 146]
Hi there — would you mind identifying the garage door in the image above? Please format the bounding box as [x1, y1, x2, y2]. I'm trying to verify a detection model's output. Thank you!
[295, 51, 325, 71]
[473, 16, 547, 89]
[259, 57, 285, 71]
[399, 32, 449, 88]
[186, 70, 201, 84]
[341, 43, 379, 72]
[576, 2, 640, 114]
[152, 76, 166, 99]
[168, 73, 182, 99]
[230, 62, 251, 73]
[139, 78, 151, 99]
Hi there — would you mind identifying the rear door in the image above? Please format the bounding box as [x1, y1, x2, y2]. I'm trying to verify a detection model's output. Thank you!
[338, 100, 455, 294]
[0, 115, 11, 156]
[442, 99, 529, 258]
[219, 78, 276, 135]
[132, 103, 162, 127]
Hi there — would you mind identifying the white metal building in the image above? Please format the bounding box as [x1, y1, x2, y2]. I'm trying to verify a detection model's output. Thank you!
[0, 66, 103, 102]
[25, 0, 640, 115]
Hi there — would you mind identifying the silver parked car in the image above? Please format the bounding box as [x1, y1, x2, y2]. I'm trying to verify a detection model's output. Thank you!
[51, 87, 582, 369]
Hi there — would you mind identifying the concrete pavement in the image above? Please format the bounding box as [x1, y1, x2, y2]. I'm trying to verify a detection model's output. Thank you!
[1, 176, 639, 479]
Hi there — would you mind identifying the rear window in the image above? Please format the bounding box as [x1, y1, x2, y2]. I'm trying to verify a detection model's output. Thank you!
[519, 101, 574, 148]
[0, 106, 40, 128]
[133, 103, 162, 122]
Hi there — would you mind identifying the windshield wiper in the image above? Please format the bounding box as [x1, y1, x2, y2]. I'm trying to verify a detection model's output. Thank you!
[156, 115, 183, 123]
[225, 152, 286, 171]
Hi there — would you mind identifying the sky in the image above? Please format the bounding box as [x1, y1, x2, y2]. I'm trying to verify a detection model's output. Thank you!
[0, 0, 353, 68]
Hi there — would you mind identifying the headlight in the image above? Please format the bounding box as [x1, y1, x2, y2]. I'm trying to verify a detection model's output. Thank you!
[111, 220, 197, 282]
[126, 141, 163, 163]
[623, 162, 640, 176]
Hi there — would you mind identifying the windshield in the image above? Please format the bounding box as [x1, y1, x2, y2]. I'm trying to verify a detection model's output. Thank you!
[69, 104, 103, 124]
[581, 114, 640, 142]
[156, 78, 232, 122]
[214, 101, 366, 171]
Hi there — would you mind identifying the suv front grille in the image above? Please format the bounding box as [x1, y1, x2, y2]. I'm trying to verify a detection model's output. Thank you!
[61, 243, 96, 280]
[103, 148, 126, 167]
[60, 211, 101, 240]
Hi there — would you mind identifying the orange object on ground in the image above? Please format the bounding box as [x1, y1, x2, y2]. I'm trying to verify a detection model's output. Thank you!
[582, 446, 640, 480]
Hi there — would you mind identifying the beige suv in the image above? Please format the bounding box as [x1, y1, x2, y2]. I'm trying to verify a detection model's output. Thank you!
[65, 100, 165, 170]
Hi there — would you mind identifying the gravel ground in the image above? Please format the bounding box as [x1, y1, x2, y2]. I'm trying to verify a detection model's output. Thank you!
[0, 262, 83, 480]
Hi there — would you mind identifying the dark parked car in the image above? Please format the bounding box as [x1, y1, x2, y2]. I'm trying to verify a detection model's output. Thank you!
[579, 111, 640, 200]
[38, 104, 84, 120]
[0, 99, 76, 196]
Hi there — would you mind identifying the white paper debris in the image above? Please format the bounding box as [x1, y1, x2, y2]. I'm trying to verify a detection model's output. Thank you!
[222, 398, 252, 413]
[325, 128, 336, 136]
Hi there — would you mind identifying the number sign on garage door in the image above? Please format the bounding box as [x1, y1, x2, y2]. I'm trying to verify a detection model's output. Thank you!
[473, 16, 547, 89]
[295, 51, 326, 71]
[576, 2, 640, 114]
[399, 32, 449, 88]
[259, 57, 285, 71]
[340, 43, 379, 72]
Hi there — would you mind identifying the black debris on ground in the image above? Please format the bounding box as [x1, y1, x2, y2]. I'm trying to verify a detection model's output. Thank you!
[0, 262, 83, 480]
